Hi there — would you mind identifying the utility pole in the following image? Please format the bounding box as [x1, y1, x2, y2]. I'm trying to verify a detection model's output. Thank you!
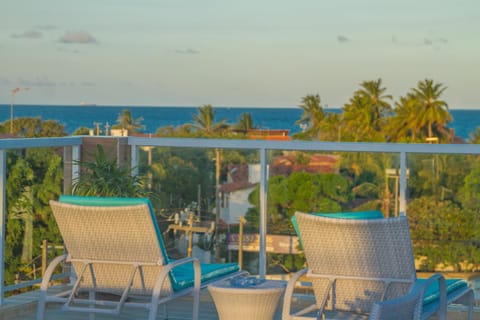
[93, 122, 102, 135]
[10, 87, 29, 134]
[214, 148, 222, 262]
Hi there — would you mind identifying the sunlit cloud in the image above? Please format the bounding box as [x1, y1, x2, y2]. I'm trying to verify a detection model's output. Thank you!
[175, 48, 200, 54]
[11, 30, 43, 39]
[337, 35, 349, 43]
[59, 31, 97, 44]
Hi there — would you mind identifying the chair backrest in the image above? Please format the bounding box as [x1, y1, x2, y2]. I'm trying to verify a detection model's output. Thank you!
[58, 195, 170, 262]
[50, 197, 172, 295]
[291, 210, 384, 248]
[295, 211, 417, 314]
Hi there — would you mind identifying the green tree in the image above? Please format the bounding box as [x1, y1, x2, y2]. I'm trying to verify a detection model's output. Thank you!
[1, 117, 67, 137]
[234, 113, 255, 131]
[469, 127, 480, 144]
[71, 144, 148, 197]
[248, 171, 351, 233]
[342, 95, 383, 141]
[412, 79, 452, 141]
[408, 197, 479, 271]
[73, 126, 91, 135]
[192, 104, 229, 136]
[5, 148, 64, 283]
[295, 94, 325, 140]
[458, 160, 480, 211]
[113, 109, 145, 134]
[355, 79, 392, 129]
[341, 79, 392, 142]
[388, 94, 422, 142]
[9, 188, 34, 262]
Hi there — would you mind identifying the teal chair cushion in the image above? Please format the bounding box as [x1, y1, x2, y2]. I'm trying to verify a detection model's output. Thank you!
[292, 210, 384, 247]
[420, 277, 469, 306]
[58, 195, 240, 292]
[170, 262, 240, 291]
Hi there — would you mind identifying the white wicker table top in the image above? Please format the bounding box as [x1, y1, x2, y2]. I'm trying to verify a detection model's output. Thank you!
[208, 278, 286, 292]
[208, 278, 286, 320]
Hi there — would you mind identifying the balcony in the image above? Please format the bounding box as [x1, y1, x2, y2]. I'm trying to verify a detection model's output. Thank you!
[0, 136, 479, 319]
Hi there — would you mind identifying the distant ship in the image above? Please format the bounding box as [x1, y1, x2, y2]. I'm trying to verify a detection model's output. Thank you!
[80, 102, 97, 106]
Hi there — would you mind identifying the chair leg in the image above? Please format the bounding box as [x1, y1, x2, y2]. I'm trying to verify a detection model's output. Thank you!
[466, 290, 475, 320]
[36, 294, 46, 320]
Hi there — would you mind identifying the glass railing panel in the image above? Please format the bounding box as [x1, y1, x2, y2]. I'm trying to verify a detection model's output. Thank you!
[137, 146, 260, 273]
[406, 153, 480, 282]
[263, 150, 401, 277]
[3, 146, 69, 296]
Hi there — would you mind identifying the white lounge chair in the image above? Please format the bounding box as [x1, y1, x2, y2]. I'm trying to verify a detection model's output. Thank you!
[282, 212, 474, 320]
[37, 196, 243, 320]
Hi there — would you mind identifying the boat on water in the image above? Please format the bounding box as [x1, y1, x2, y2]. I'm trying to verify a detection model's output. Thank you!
[79, 102, 97, 106]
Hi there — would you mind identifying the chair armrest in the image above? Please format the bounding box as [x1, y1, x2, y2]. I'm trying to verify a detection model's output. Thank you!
[415, 273, 447, 320]
[369, 273, 446, 320]
[283, 268, 319, 320]
[39, 254, 68, 291]
[152, 257, 201, 299]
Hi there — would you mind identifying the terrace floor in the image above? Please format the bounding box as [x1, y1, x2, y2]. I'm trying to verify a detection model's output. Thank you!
[1, 285, 478, 320]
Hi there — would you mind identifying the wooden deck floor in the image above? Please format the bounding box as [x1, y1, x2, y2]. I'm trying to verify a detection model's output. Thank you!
[1, 288, 284, 320]
[1, 286, 476, 320]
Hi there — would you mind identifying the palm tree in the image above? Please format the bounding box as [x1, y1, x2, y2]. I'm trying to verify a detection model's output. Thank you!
[295, 94, 325, 140]
[412, 79, 452, 140]
[388, 94, 422, 142]
[469, 127, 480, 144]
[192, 104, 228, 135]
[114, 109, 145, 134]
[234, 113, 255, 131]
[355, 79, 392, 131]
[342, 94, 383, 142]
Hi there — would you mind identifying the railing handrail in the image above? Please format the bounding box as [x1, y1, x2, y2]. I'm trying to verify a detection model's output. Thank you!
[128, 137, 480, 154]
[0, 136, 82, 150]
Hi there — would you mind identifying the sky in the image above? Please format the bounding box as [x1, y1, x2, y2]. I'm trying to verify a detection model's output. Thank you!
[1, 0, 479, 108]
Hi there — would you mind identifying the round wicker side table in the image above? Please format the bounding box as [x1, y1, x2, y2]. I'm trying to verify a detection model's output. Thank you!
[208, 279, 285, 320]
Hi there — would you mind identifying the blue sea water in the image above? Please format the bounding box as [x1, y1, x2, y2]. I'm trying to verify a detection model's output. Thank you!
[0, 104, 479, 141]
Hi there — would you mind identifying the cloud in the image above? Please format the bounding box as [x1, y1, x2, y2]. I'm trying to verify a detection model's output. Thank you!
[19, 77, 56, 87]
[0, 78, 12, 86]
[392, 35, 448, 48]
[35, 25, 58, 31]
[11, 30, 43, 39]
[59, 31, 97, 44]
[175, 48, 200, 54]
[337, 35, 349, 43]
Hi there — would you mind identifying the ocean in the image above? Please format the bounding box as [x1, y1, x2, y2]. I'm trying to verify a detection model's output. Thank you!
[0, 104, 479, 141]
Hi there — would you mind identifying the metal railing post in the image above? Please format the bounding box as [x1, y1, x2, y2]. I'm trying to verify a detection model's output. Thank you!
[259, 148, 267, 279]
[130, 143, 139, 177]
[0, 149, 6, 305]
[399, 151, 407, 216]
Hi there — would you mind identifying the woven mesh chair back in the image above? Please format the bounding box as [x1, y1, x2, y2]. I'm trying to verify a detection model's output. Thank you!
[295, 212, 416, 314]
[50, 200, 171, 296]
